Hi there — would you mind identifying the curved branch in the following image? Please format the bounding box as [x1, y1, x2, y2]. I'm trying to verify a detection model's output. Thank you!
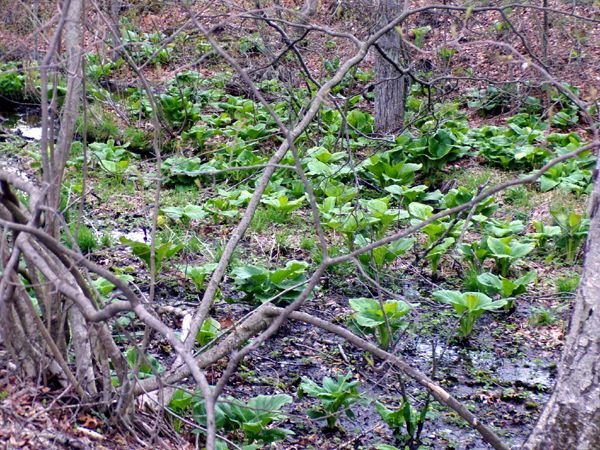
[262, 305, 510, 450]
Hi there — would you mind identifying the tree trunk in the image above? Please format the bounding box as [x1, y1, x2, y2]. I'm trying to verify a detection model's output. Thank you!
[374, 0, 407, 134]
[524, 173, 600, 449]
[48, 0, 84, 224]
[0, 0, 114, 399]
[301, 0, 319, 17]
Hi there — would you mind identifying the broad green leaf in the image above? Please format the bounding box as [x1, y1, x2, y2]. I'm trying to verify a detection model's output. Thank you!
[568, 212, 582, 228]
[366, 198, 388, 215]
[120, 237, 183, 271]
[322, 196, 337, 212]
[180, 263, 218, 290]
[388, 237, 416, 255]
[487, 236, 510, 256]
[161, 206, 184, 220]
[196, 318, 220, 346]
[247, 394, 292, 414]
[182, 204, 207, 220]
[408, 202, 434, 220]
[510, 241, 535, 258]
[383, 300, 412, 317]
[126, 347, 164, 376]
[93, 277, 117, 296]
[517, 271, 537, 286]
[432, 290, 464, 305]
[215, 441, 229, 450]
[427, 129, 454, 160]
[500, 278, 517, 297]
[298, 378, 322, 397]
[349, 297, 378, 314]
[262, 194, 304, 213]
[322, 376, 338, 392]
[464, 292, 492, 311]
[270, 260, 308, 285]
[477, 272, 503, 291]
[485, 220, 525, 237]
[231, 265, 269, 280]
[92, 274, 134, 297]
[169, 388, 193, 411]
[307, 159, 331, 176]
[482, 299, 509, 310]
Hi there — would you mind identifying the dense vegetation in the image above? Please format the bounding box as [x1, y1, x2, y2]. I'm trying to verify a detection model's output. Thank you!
[0, 2, 598, 449]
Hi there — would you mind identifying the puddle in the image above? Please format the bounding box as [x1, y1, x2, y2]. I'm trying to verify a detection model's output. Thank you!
[414, 341, 459, 365]
[16, 124, 43, 140]
[0, 106, 44, 141]
[110, 228, 148, 242]
[414, 341, 554, 391]
[496, 363, 554, 389]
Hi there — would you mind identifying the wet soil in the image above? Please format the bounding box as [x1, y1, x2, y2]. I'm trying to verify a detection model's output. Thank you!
[112, 258, 566, 449]
[0, 102, 570, 450]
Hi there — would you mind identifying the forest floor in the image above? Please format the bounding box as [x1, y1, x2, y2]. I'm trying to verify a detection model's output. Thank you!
[0, 139, 576, 449]
[1, 0, 598, 449]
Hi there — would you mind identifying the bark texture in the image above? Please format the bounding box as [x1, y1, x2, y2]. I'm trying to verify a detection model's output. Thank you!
[524, 175, 600, 450]
[301, 0, 319, 16]
[374, 0, 406, 133]
[50, 0, 83, 211]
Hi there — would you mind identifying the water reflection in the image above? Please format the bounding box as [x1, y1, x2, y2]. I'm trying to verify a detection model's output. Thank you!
[0, 104, 43, 140]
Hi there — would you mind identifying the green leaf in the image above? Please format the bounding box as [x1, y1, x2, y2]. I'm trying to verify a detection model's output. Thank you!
[321, 196, 337, 212]
[298, 378, 322, 397]
[93, 277, 117, 296]
[161, 206, 184, 220]
[231, 265, 269, 281]
[247, 394, 292, 414]
[126, 347, 164, 377]
[376, 401, 406, 428]
[349, 298, 385, 327]
[182, 204, 207, 220]
[434, 289, 508, 337]
[179, 263, 218, 290]
[349, 297, 412, 348]
[216, 441, 229, 450]
[516, 270, 537, 286]
[262, 194, 305, 213]
[426, 237, 455, 273]
[306, 408, 326, 419]
[230, 261, 308, 305]
[408, 202, 433, 220]
[196, 317, 220, 346]
[299, 372, 360, 425]
[500, 278, 517, 298]
[120, 237, 183, 272]
[169, 388, 193, 412]
[510, 241, 535, 258]
[366, 198, 388, 215]
[307, 159, 331, 176]
[485, 220, 525, 238]
[427, 129, 454, 160]
[464, 292, 491, 311]
[476, 272, 503, 291]
[270, 260, 308, 286]
[483, 299, 509, 310]
[432, 289, 464, 305]
[487, 236, 509, 256]
[192, 391, 291, 444]
[388, 237, 416, 256]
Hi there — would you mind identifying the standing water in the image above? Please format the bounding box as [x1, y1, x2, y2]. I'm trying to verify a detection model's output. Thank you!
[0, 104, 43, 141]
